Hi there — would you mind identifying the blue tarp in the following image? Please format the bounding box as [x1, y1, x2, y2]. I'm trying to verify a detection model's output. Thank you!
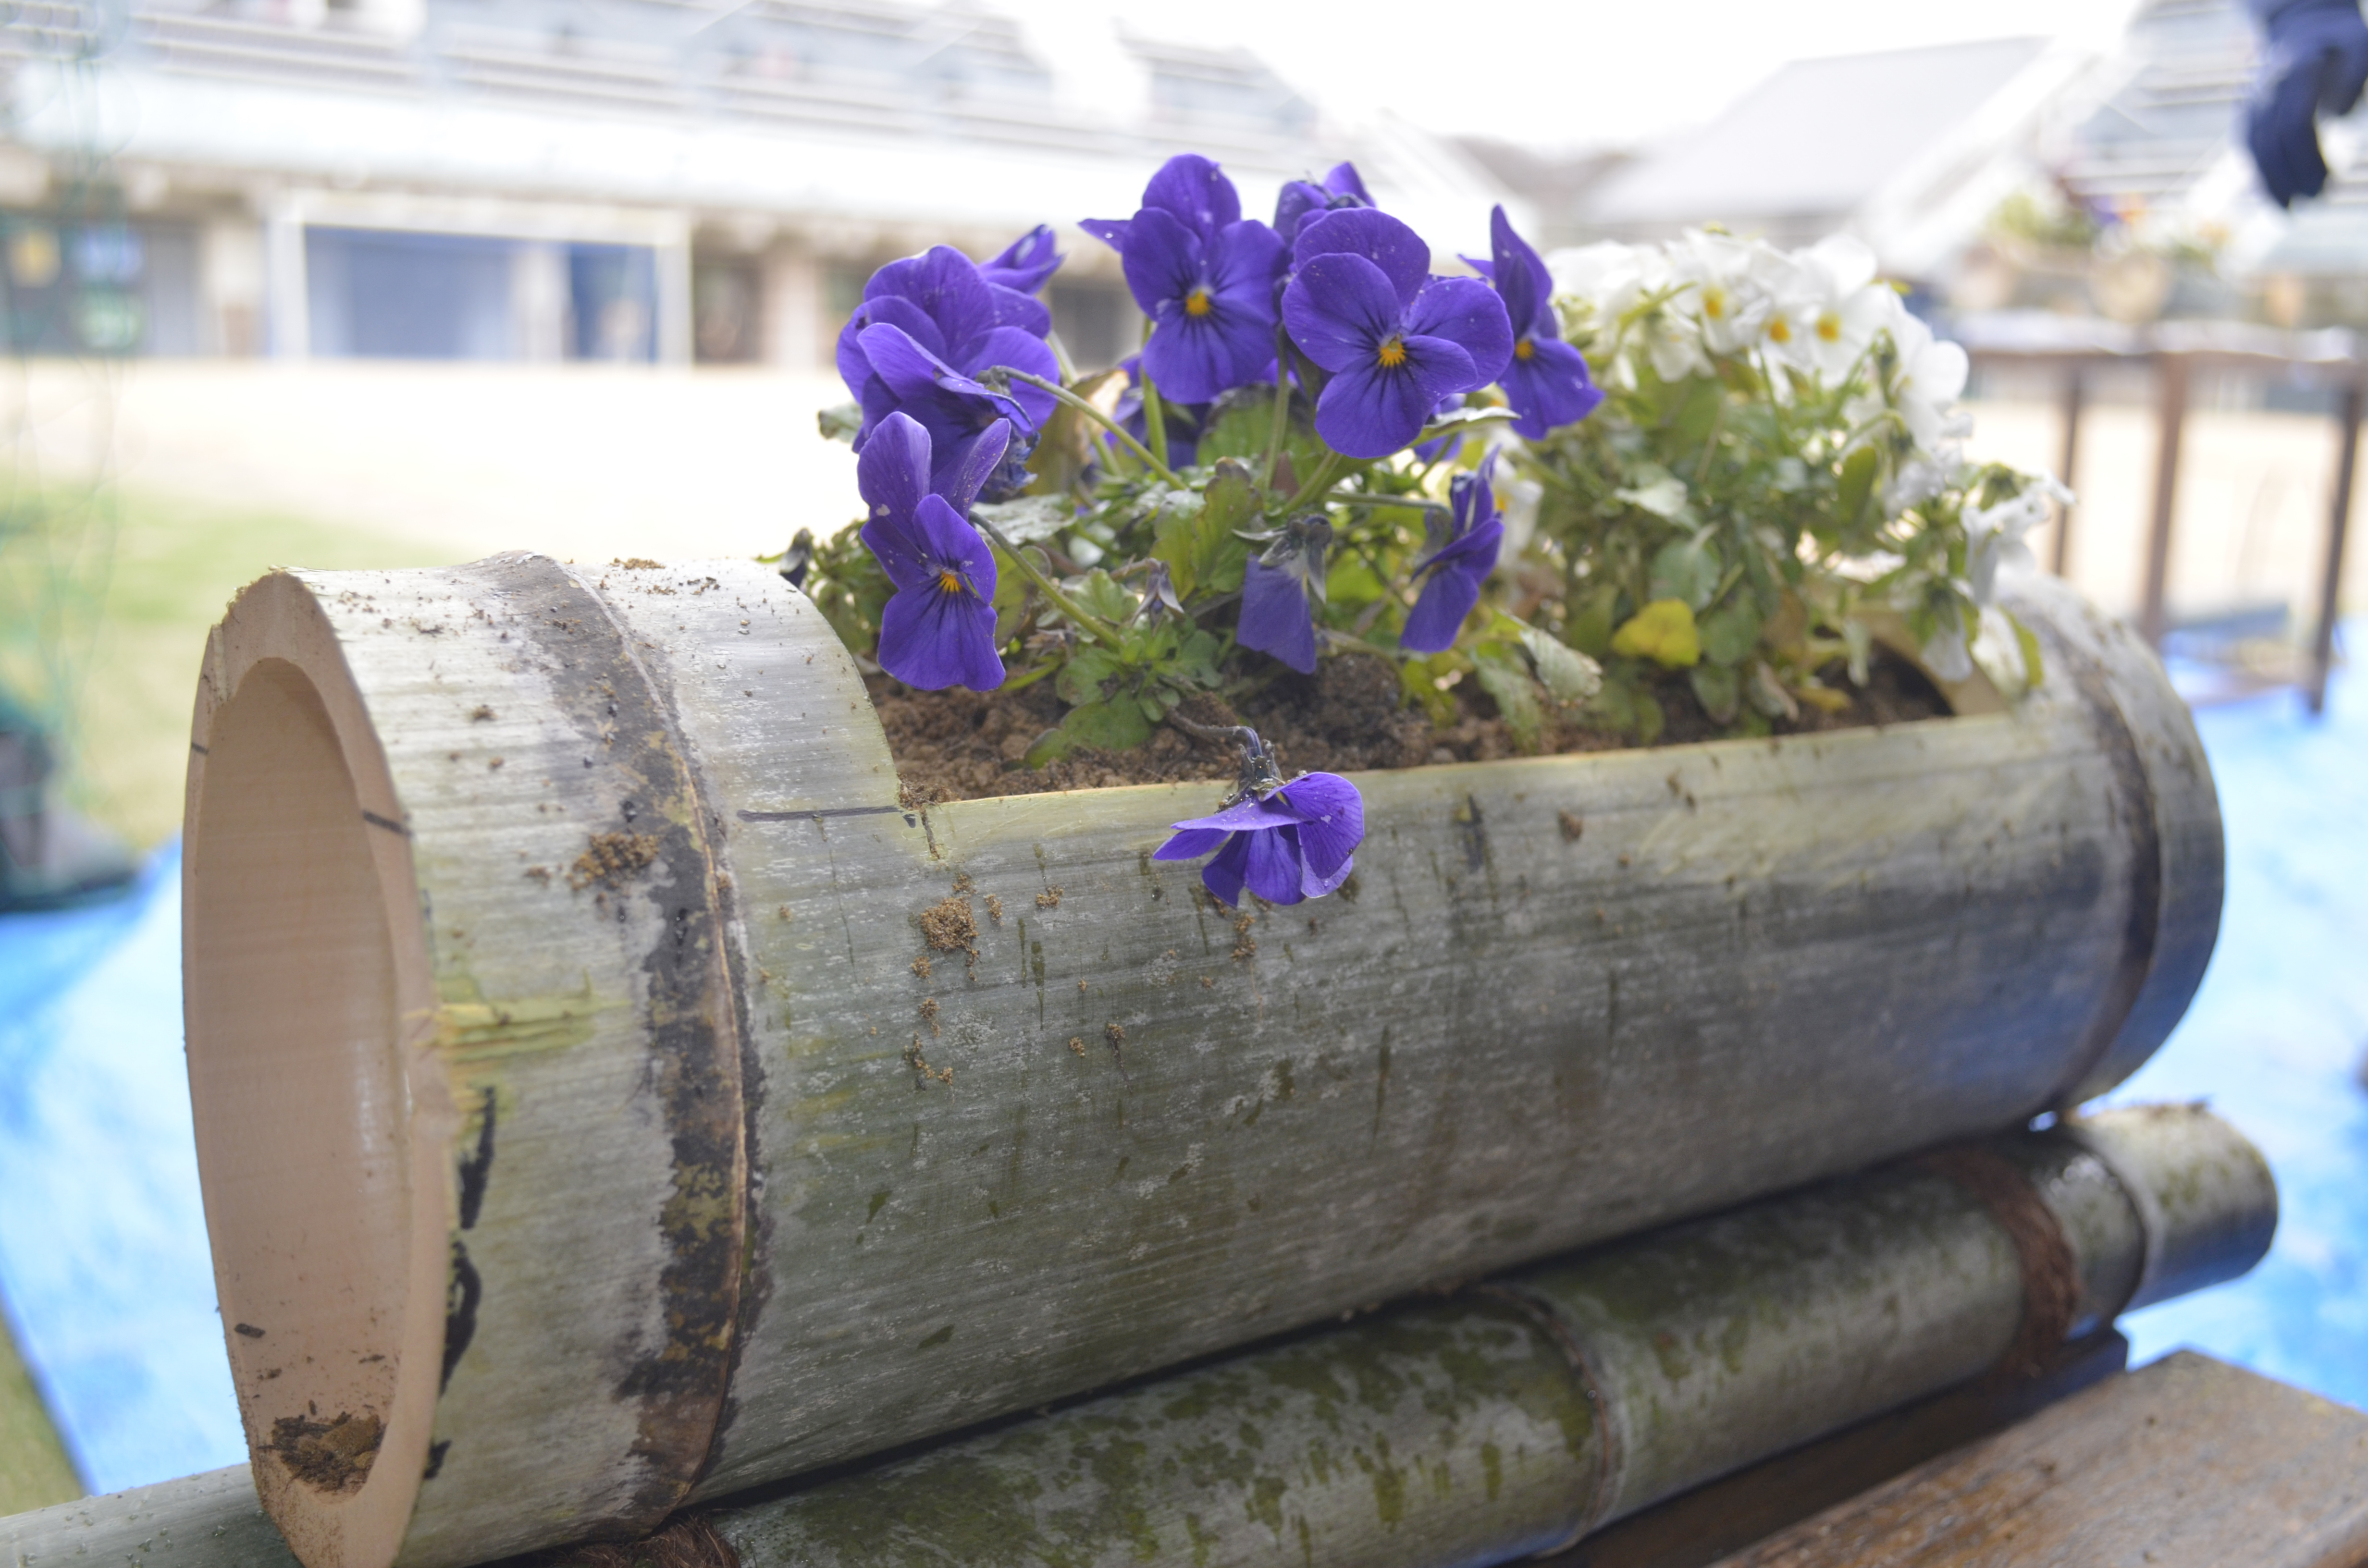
[3, 658, 2364, 1493]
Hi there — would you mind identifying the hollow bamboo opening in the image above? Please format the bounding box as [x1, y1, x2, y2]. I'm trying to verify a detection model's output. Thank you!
[186, 624, 443, 1568]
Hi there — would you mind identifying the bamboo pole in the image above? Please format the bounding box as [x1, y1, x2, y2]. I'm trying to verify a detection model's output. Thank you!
[176, 559, 2220, 1568]
[692, 1105, 2271, 1568]
[6, 1107, 2267, 1568]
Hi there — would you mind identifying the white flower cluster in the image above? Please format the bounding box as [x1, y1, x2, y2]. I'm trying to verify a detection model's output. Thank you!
[1547, 231, 1972, 469]
[1544, 229, 2074, 694]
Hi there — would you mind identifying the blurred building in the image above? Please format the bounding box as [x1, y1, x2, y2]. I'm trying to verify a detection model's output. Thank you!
[0, 0, 1509, 367]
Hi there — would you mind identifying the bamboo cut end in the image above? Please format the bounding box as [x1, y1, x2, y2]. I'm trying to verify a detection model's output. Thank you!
[185, 574, 449, 1568]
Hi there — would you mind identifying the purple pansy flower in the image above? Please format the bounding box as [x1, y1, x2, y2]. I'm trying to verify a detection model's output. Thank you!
[1238, 514, 1332, 674]
[1282, 209, 1513, 460]
[857, 410, 1009, 692]
[836, 246, 1059, 494]
[1400, 469, 1504, 654]
[1273, 161, 1373, 246]
[1154, 772, 1365, 907]
[1463, 206, 1603, 440]
[1085, 154, 1288, 404]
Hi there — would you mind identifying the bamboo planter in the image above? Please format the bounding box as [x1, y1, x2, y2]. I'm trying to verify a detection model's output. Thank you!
[180, 557, 2218, 1568]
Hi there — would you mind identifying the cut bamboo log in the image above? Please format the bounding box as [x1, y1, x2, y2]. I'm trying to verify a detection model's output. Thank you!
[179, 559, 2219, 1568]
[8, 1106, 2266, 1568]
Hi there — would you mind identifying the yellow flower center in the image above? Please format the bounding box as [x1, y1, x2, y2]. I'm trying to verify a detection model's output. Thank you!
[1184, 288, 1213, 318]
[1816, 311, 1842, 343]
[1514, 336, 1535, 362]
[1376, 335, 1407, 368]
[1702, 286, 1728, 320]
[1767, 317, 1791, 344]
[937, 568, 965, 596]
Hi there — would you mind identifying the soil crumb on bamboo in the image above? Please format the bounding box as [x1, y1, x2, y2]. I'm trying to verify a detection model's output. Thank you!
[269, 1410, 384, 1494]
[568, 832, 661, 891]
[871, 650, 1947, 803]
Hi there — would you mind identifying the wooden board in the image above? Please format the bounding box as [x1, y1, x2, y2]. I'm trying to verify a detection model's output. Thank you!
[1711, 1351, 2368, 1568]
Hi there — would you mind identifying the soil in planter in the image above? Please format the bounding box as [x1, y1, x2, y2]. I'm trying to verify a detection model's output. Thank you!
[875, 649, 1949, 804]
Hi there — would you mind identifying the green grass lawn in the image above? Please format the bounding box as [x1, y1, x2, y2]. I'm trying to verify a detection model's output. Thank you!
[3, 484, 452, 851]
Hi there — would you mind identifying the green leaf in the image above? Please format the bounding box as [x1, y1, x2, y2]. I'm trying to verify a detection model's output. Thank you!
[1472, 647, 1545, 754]
[2008, 609, 2046, 691]
[1071, 569, 1137, 625]
[1058, 698, 1153, 753]
[817, 402, 862, 443]
[1615, 467, 1690, 520]
[1835, 444, 1878, 532]
[973, 495, 1073, 546]
[1565, 588, 1620, 658]
[1690, 663, 1740, 724]
[1697, 600, 1761, 666]
[1648, 538, 1721, 610]
[1055, 646, 1122, 706]
[1634, 691, 1666, 746]
[1516, 626, 1603, 705]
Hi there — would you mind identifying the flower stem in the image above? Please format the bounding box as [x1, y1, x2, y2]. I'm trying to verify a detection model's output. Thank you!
[1278, 451, 1347, 514]
[972, 518, 1127, 649]
[1260, 333, 1293, 489]
[996, 368, 1183, 487]
[1137, 322, 1172, 480]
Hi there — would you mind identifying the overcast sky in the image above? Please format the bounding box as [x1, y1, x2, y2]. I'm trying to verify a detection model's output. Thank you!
[1056, 0, 2156, 152]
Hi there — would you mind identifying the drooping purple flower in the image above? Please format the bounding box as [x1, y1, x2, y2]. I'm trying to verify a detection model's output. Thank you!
[1153, 771, 1365, 906]
[857, 410, 1008, 692]
[836, 245, 1058, 494]
[1085, 154, 1287, 404]
[1114, 354, 1209, 469]
[1282, 209, 1513, 460]
[1400, 469, 1504, 654]
[1237, 514, 1331, 674]
[1464, 206, 1603, 440]
[1273, 162, 1374, 246]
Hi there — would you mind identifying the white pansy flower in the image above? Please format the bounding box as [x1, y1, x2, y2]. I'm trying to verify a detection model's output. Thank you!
[1670, 231, 1776, 356]
[1962, 474, 2072, 604]
[1883, 305, 1973, 456]
[1767, 236, 1890, 380]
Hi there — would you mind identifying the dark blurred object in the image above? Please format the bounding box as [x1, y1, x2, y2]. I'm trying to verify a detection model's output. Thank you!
[0, 692, 133, 913]
[778, 527, 814, 589]
[2246, 0, 2368, 207]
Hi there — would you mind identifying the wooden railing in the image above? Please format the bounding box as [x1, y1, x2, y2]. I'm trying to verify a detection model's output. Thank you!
[1954, 314, 2361, 714]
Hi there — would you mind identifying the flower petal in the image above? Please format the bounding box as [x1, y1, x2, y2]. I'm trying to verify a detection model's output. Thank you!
[981, 224, 1062, 294]
[938, 419, 1011, 515]
[1154, 826, 1235, 861]
[1293, 208, 1429, 309]
[1240, 824, 1308, 905]
[1275, 772, 1364, 881]
[1300, 845, 1355, 900]
[1401, 563, 1482, 654]
[1143, 153, 1241, 236]
[1200, 833, 1251, 906]
[877, 576, 1002, 692]
[1488, 205, 1552, 336]
[1405, 278, 1513, 387]
[866, 247, 997, 358]
[1166, 794, 1306, 836]
[952, 325, 1059, 429]
[1281, 252, 1399, 373]
[1312, 355, 1436, 459]
[1080, 217, 1132, 252]
[1239, 556, 1320, 673]
[1503, 337, 1604, 438]
[856, 410, 932, 521]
